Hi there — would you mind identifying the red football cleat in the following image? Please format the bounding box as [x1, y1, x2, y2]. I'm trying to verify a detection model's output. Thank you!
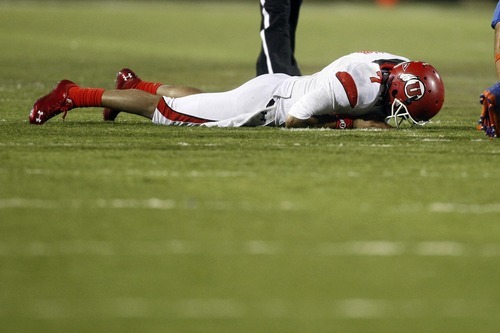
[29, 80, 78, 125]
[103, 68, 141, 121]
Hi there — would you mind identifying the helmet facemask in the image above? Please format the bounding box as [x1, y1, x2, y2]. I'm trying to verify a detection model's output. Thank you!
[385, 97, 429, 128]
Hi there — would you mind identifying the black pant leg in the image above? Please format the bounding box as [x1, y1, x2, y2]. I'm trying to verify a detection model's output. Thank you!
[256, 0, 302, 76]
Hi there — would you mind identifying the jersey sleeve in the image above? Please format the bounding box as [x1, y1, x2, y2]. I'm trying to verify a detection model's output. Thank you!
[492, 0, 500, 29]
[287, 85, 334, 120]
[287, 63, 382, 120]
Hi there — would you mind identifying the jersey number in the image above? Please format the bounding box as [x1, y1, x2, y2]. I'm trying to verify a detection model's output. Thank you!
[370, 71, 383, 84]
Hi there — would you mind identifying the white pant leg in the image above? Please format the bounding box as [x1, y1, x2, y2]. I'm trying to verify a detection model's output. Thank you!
[152, 74, 290, 126]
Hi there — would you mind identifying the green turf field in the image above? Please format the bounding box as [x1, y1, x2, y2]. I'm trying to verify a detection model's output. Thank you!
[1, 1, 500, 332]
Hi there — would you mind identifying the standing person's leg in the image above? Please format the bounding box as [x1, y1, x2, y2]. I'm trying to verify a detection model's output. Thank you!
[288, 0, 302, 73]
[256, 0, 301, 76]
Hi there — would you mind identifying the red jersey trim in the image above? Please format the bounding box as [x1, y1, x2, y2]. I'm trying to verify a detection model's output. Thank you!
[335, 71, 358, 108]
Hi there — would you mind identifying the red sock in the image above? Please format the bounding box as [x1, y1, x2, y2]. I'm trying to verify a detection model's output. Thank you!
[68, 87, 105, 107]
[135, 81, 162, 95]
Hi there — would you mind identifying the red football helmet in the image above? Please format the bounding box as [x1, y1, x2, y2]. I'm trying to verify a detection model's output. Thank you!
[385, 61, 445, 127]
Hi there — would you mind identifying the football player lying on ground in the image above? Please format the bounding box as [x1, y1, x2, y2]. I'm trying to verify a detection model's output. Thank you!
[478, 0, 500, 138]
[29, 51, 445, 129]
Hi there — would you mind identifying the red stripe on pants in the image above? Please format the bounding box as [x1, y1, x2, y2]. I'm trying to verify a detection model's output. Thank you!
[157, 98, 212, 124]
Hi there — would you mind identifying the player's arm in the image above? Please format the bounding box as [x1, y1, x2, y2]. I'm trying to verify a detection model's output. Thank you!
[285, 68, 388, 129]
[493, 0, 500, 79]
[284, 84, 391, 129]
[285, 115, 324, 128]
[495, 22, 500, 79]
[352, 118, 392, 129]
[285, 86, 335, 127]
[286, 114, 346, 128]
[477, 2, 500, 138]
[285, 114, 391, 129]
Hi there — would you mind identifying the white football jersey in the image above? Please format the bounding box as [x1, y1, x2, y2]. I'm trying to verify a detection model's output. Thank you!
[273, 51, 409, 125]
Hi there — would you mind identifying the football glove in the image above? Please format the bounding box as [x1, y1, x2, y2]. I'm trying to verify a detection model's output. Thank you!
[478, 82, 500, 138]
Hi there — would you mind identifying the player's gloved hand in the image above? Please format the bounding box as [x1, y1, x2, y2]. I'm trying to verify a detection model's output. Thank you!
[478, 82, 500, 138]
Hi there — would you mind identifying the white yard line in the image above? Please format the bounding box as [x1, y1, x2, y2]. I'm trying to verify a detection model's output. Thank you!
[0, 198, 297, 211]
[0, 240, 498, 258]
[1, 297, 495, 319]
[3, 198, 500, 214]
[430, 202, 500, 214]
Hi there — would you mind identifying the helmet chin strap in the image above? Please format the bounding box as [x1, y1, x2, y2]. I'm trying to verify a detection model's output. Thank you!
[385, 98, 429, 128]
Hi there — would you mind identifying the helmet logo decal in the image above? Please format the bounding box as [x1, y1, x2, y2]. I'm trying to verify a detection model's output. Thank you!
[398, 74, 425, 101]
[404, 79, 425, 100]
